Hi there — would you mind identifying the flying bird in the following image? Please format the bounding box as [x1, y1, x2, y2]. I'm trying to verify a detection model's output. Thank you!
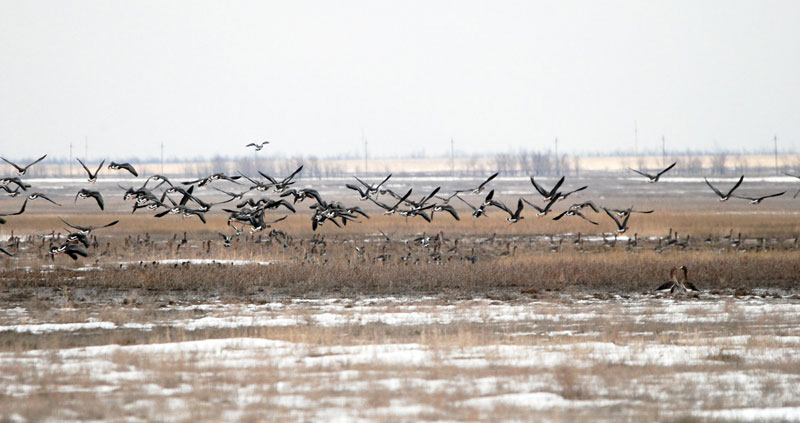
[629, 162, 677, 183]
[246, 141, 269, 151]
[456, 172, 499, 195]
[733, 191, 786, 204]
[77, 158, 105, 183]
[0, 199, 27, 225]
[27, 192, 61, 206]
[1, 154, 47, 176]
[603, 207, 631, 233]
[75, 189, 105, 210]
[705, 175, 744, 202]
[108, 162, 139, 177]
[60, 218, 119, 234]
[530, 176, 565, 202]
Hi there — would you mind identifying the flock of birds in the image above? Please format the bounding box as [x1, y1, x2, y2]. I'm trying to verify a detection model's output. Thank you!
[1, 146, 798, 295]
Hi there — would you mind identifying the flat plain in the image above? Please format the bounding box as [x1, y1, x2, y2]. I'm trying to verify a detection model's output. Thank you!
[1, 173, 799, 422]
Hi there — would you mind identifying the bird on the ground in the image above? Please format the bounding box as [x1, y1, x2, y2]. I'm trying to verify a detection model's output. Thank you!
[108, 162, 139, 177]
[630, 162, 677, 183]
[705, 175, 744, 202]
[655, 265, 698, 296]
[1, 154, 47, 176]
[77, 158, 105, 183]
[75, 189, 104, 210]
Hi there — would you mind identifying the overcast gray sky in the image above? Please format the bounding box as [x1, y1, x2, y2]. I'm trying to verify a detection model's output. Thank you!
[1, 0, 799, 160]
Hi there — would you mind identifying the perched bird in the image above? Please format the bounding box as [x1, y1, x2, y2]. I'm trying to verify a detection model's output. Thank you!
[705, 175, 744, 202]
[733, 191, 786, 204]
[75, 189, 105, 210]
[456, 172, 499, 195]
[27, 192, 61, 206]
[77, 158, 105, 183]
[108, 162, 139, 177]
[629, 162, 677, 183]
[1, 154, 47, 176]
[246, 141, 270, 151]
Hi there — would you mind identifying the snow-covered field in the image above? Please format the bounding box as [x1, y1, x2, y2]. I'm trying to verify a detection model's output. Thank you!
[1, 295, 800, 422]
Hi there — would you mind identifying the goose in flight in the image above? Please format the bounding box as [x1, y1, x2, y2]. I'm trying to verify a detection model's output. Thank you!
[258, 165, 304, 193]
[246, 141, 269, 151]
[786, 173, 800, 198]
[0, 199, 27, 225]
[75, 189, 104, 210]
[49, 243, 88, 260]
[456, 195, 489, 219]
[455, 172, 499, 195]
[522, 198, 556, 217]
[552, 207, 598, 225]
[1, 177, 32, 191]
[219, 232, 233, 247]
[353, 174, 392, 198]
[495, 198, 525, 224]
[1, 185, 22, 197]
[553, 185, 588, 202]
[431, 204, 460, 221]
[630, 162, 676, 183]
[183, 173, 242, 187]
[1, 154, 47, 176]
[280, 188, 320, 204]
[603, 207, 630, 233]
[705, 175, 744, 202]
[60, 218, 119, 234]
[77, 158, 105, 183]
[27, 192, 61, 206]
[606, 205, 654, 217]
[108, 162, 139, 177]
[369, 188, 412, 215]
[213, 186, 253, 201]
[733, 191, 785, 204]
[530, 176, 565, 202]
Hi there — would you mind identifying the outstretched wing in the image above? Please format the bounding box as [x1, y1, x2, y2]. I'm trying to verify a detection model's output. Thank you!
[725, 175, 745, 197]
[704, 178, 724, 198]
[657, 161, 677, 177]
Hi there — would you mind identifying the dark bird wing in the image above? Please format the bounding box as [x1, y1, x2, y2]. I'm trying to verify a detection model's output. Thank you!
[76, 158, 92, 177]
[603, 207, 623, 228]
[655, 281, 676, 291]
[725, 175, 745, 197]
[704, 178, 724, 198]
[574, 211, 598, 225]
[629, 168, 654, 179]
[549, 176, 566, 197]
[456, 195, 478, 211]
[0, 246, 12, 256]
[756, 191, 785, 201]
[479, 172, 499, 189]
[376, 173, 392, 190]
[39, 194, 62, 206]
[530, 176, 548, 197]
[552, 210, 569, 221]
[1, 157, 23, 172]
[657, 162, 677, 177]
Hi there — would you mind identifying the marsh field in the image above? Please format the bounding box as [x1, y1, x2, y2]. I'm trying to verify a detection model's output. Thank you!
[1, 173, 800, 422]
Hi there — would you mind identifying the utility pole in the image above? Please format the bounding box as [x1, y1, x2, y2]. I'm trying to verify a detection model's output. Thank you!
[774, 135, 779, 175]
[84, 136, 88, 162]
[554, 137, 559, 175]
[69, 142, 73, 177]
[362, 130, 368, 175]
[661, 136, 666, 167]
[161, 142, 165, 174]
[450, 138, 455, 177]
[634, 121, 638, 156]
